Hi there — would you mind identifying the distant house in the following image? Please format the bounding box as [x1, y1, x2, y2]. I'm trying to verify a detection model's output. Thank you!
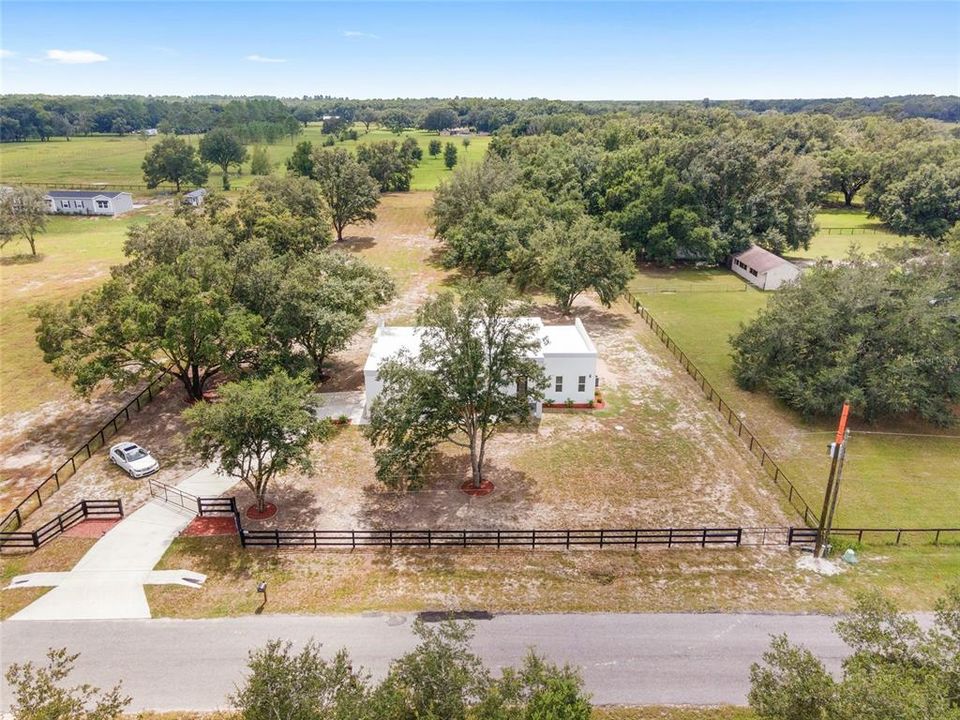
[363, 317, 599, 418]
[43, 190, 134, 217]
[183, 188, 207, 207]
[730, 245, 800, 290]
[143, 128, 159, 136]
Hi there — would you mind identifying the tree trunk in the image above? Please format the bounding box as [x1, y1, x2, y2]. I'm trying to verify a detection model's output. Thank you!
[843, 188, 854, 207]
[188, 364, 204, 401]
[336, 224, 344, 242]
[175, 178, 182, 192]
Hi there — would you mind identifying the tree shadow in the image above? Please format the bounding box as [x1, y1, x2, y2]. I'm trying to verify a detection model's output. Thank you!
[0, 253, 43, 266]
[318, 357, 364, 392]
[338, 236, 377, 252]
[356, 455, 540, 530]
[234, 483, 323, 530]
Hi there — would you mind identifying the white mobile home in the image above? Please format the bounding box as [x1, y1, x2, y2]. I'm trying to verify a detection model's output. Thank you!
[44, 190, 134, 217]
[363, 317, 598, 417]
[730, 245, 801, 291]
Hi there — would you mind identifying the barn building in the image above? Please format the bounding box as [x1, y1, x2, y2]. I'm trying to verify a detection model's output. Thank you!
[730, 245, 801, 290]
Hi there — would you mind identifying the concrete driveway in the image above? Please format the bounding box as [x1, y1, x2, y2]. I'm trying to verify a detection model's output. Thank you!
[312, 390, 367, 425]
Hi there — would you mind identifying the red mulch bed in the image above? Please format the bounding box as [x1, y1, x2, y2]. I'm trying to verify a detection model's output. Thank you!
[181, 516, 238, 537]
[460, 479, 495, 497]
[246, 502, 278, 520]
[63, 519, 121, 538]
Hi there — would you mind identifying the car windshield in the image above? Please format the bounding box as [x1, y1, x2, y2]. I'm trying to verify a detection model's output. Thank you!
[125, 447, 149, 461]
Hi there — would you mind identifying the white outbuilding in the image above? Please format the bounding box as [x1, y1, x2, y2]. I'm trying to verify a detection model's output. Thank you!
[730, 245, 801, 291]
[363, 317, 598, 418]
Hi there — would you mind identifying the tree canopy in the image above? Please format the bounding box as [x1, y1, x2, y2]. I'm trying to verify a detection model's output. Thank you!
[185, 370, 330, 512]
[0, 185, 47, 257]
[232, 618, 592, 720]
[356, 140, 420, 192]
[199, 127, 249, 190]
[749, 585, 960, 720]
[731, 246, 960, 425]
[364, 279, 547, 489]
[141, 135, 208, 191]
[311, 147, 380, 241]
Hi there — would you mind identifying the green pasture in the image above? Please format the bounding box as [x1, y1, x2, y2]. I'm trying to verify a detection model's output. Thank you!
[0, 124, 489, 193]
[630, 258, 960, 529]
[0, 212, 156, 416]
[789, 209, 909, 261]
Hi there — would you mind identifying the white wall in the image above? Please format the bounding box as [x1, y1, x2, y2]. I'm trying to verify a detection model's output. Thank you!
[543, 355, 597, 404]
[760, 263, 800, 290]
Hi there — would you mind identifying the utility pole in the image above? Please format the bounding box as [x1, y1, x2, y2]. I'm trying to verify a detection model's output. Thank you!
[814, 402, 850, 557]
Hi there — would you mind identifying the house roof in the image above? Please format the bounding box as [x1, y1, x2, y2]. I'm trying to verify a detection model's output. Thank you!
[45, 190, 129, 200]
[364, 317, 596, 373]
[183, 189, 207, 198]
[732, 245, 795, 273]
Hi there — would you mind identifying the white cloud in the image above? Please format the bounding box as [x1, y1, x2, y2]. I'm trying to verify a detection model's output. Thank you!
[45, 49, 108, 64]
[246, 54, 286, 63]
[342, 30, 379, 40]
[0, 49, 16, 59]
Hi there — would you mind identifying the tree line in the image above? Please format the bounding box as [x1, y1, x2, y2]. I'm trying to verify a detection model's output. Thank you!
[3, 93, 957, 144]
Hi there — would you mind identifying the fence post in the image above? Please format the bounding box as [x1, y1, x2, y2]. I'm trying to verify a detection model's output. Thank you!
[599, 529, 604, 549]
[935, 530, 941, 546]
[35, 488, 42, 508]
[462, 530, 467, 548]
[313, 529, 317, 550]
[701, 528, 707, 547]
[896, 529, 902, 545]
[668, 528, 673, 548]
[32, 531, 40, 549]
[566, 529, 571, 549]
[275, 529, 280, 548]
[633, 529, 639, 550]
[351, 529, 356, 550]
[735, 528, 742, 547]
[54, 471, 60, 490]
[117, 499, 124, 517]
[531, 529, 536, 549]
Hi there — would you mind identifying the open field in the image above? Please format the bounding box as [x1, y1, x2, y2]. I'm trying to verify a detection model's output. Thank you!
[628, 247, 960, 529]
[146, 538, 960, 618]
[0, 125, 490, 192]
[789, 208, 909, 261]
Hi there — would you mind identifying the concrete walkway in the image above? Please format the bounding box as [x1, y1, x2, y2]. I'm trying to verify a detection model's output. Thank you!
[6, 465, 235, 621]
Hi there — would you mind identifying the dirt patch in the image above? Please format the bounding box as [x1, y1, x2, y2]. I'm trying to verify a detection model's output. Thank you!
[63, 518, 121, 538]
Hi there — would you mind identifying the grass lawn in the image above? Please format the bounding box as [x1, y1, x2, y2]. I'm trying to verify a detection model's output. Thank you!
[0, 125, 489, 193]
[628, 232, 960, 528]
[0, 536, 97, 619]
[146, 538, 960, 618]
[789, 209, 909, 261]
[0, 210, 165, 416]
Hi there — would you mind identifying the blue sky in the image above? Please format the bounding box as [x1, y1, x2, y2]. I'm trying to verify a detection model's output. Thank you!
[1, 1, 957, 99]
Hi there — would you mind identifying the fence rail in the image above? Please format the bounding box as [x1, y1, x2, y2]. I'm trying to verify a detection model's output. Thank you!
[0, 499, 124, 552]
[624, 291, 820, 527]
[239, 526, 746, 550]
[0, 373, 172, 534]
[16, 181, 167, 192]
[147, 477, 199, 514]
[818, 227, 888, 235]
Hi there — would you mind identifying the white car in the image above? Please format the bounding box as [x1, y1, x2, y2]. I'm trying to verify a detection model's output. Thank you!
[109, 442, 160, 478]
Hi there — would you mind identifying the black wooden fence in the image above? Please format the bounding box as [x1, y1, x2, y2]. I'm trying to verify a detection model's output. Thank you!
[624, 291, 820, 527]
[0, 373, 172, 534]
[239, 526, 745, 550]
[0, 499, 123, 551]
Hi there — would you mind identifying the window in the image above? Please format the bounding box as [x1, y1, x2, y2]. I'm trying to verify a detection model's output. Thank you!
[74, 200, 83, 208]
[61, 200, 70, 208]
[96, 200, 109, 209]
[578, 376, 586, 393]
[749, 268, 759, 277]
[554, 376, 563, 392]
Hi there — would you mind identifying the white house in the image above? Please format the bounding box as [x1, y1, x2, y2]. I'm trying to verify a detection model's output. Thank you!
[363, 317, 598, 418]
[730, 245, 801, 290]
[44, 190, 134, 217]
[143, 128, 159, 136]
[183, 188, 207, 206]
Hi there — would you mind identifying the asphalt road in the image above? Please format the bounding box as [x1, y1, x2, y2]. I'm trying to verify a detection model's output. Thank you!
[1, 612, 850, 711]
